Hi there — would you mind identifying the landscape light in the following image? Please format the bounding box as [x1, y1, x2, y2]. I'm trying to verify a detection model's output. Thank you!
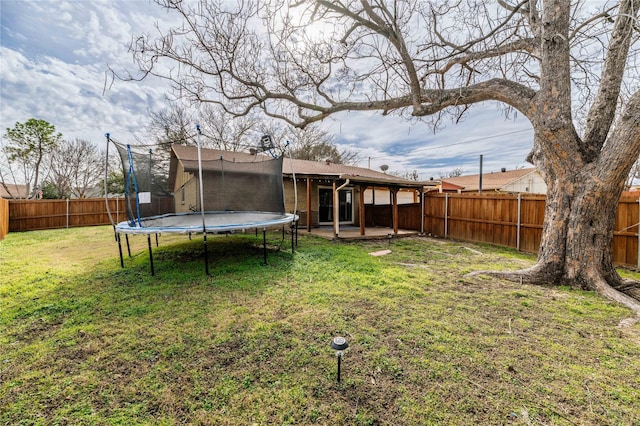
[330, 336, 349, 382]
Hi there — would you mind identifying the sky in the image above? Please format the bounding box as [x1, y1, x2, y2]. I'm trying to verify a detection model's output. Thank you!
[0, 0, 535, 181]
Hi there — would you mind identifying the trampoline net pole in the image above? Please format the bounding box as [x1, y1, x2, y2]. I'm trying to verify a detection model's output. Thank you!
[196, 125, 210, 276]
[104, 134, 116, 228]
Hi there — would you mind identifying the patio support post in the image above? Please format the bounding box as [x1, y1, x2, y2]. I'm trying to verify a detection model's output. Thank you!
[391, 188, 399, 234]
[371, 187, 376, 227]
[420, 189, 425, 235]
[359, 185, 367, 236]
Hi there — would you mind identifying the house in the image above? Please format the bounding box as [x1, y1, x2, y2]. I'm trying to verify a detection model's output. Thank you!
[441, 167, 546, 194]
[0, 183, 29, 199]
[168, 144, 436, 237]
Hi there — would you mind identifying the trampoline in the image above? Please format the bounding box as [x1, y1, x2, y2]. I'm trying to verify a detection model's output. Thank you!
[114, 211, 297, 235]
[105, 128, 298, 275]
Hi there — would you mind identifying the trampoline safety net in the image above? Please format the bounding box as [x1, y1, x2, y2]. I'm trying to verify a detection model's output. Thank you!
[105, 135, 299, 275]
[186, 154, 285, 214]
[108, 140, 287, 227]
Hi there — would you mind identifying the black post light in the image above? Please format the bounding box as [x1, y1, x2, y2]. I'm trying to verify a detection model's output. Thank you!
[330, 336, 349, 383]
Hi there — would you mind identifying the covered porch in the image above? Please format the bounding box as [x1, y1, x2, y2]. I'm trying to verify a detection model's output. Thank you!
[296, 174, 436, 239]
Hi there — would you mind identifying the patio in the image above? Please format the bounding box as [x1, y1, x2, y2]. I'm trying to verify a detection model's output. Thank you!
[303, 225, 420, 240]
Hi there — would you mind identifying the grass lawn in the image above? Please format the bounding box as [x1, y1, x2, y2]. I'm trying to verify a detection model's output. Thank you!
[1, 226, 639, 425]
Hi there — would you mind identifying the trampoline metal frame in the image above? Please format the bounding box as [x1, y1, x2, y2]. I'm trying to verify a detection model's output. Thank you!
[114, 211, 298, 276]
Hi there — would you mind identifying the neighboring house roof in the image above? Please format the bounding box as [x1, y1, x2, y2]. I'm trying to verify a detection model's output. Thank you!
[442, 168, 538, 192]
[435, 181, 465, 192]
[0, 183, 29, 199]
[169, 144, 432, 189]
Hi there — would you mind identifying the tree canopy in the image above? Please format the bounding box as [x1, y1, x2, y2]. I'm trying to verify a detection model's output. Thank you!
[2, 118, 62, 198]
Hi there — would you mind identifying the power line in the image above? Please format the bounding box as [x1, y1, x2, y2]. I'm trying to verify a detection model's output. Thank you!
[362, 128, 532, 163]
[411, 129, 532, 154]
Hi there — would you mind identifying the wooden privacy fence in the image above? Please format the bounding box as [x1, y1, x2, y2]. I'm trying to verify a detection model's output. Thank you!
[365, 193, 640, 267]
[9, 198, 127, 232]
[422, 193, 547, 254]
[367, 192, 640, 267]
[0, 198, 8, 240]
[365, 202, 423, 231]
[8, 197, 174, 232]
[7, 193, 640, 267]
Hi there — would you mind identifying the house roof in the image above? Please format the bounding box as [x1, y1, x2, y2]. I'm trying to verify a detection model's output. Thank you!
[0, 183, 29, 199]
[170, 144, 433, 189]
[438, 181, 465, 192]
[442, 168, 538, 192]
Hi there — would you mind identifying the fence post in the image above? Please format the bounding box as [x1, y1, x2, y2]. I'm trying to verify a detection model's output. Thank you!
[444, 193, 449, 238]
[517, 193, 521, 251]
[66, 198, 70, 228]
[420, 190, 425, 234]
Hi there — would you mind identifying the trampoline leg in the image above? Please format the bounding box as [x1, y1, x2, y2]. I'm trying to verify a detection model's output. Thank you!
[282, 226, 285, 240]
[116, 233, 124, 268]
[263, 229, 267, 265]
[147, 234, 155, 276]
[156, 233, 159, 247]
[203, 233, 210, 276]
[291, 224, 295, 254]
[125, 234, 131, 257]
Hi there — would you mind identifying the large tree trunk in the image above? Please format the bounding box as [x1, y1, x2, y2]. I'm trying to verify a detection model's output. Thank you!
[472, 91, 640, 323]
[483, 93, 640, 321]
[523, 169, 640, 324]
[538, 171, 626, 290]
[471, 164, 640, 324]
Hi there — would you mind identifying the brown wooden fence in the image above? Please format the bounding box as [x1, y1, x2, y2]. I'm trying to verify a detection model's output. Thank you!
[0, 198, 8, 240]
[422, 193, 546, 254]
[368, 192, 640, 267]
[6, 193, 640, 267]
[366, 203, 423, 231]
[9, 198, 127, 232]
[8, 197, 174, 232]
